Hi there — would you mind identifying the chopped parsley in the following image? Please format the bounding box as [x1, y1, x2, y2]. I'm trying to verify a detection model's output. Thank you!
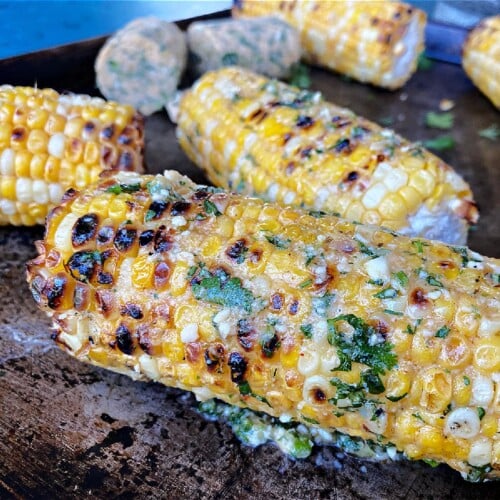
[301, 415, 319, 425]
[426, 274, 444, 287]
[405, 319, 421, 335]
[411, 240, 428, 253]
[412, 412, 425, 423]
[386, 392, 407, 402]
[374, 287, 398, 299]
[289, 62, 311, 89]
[466, 464, 492, 482]
[312, 292, 334, 317]
[355, 238, 381, 258]
[237, 381, 271, 407]
[425, 111, 454, 130]
[384, 309, 403, 316]
[298, 278, 313, 289]
[191, 267, 254, 312]
[265, 235, 290, 249]
[477, 407, 486, 420]
[422, 459, 440, 468]
[423, 135, 455, 151]
[327, 314, 397, 374]
[106, 183, 141, 194]
[204, 199, 221, 216]
[463, 375, 471, 386]
[361, 370, 385, 394]
[367, 279, 384, 286]
[394, 271, 409, 287]
[329, 378, 366, 410]
[435, 326, 450, 338]
[478, 124, 499, 141]
[300, 324, 313, 339]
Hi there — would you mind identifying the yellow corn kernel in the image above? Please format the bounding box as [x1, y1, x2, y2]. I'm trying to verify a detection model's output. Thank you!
[88, 348, 109, 365]
[0, 102, 15, 122]
[378, 193, 407, 220]
[225, 202, 244, 219]
[0, 123, 12, 147]
[409, 170, 436, 197]
[131, 254, 154, 288]
[300, 404, 318, 420]
[411, 333, 441, 365]
[249, 168, 271, 194]
[0, 177, 16, 200]
[64, 117, 85, 138]
[452, 373, 472, 406]
[419, 368, 452, 414]
[474, 337, 500, 372]
[83, 141, 99, 165]
[75, 164, 91, 189]
[345, 200, 364, 222]
[481, 415, 497, 438]
[399, 186, 423, 212]
[169, 262, 189, 297]
[99, 109, 118, 125]
[245, 242, 268, 274]
[440, 335, 472, 369]
[108, 196, 128, 219]
[29, 153, 47, 179]
[163, 344, 185, 363]
[87, 193, 111, 216]
[201, 235, 222, 257]
[454, 303, 480, 337]
[215, 215, 234, 238]
[26, 108, 49, 129]
[416, 425, 444, 454]
[385, 370, 411, 402]
[361, 210, 381, 226]
[14, 150, 32, 177]
[44, 114, 66, 134]
[281, 346, 300, 368]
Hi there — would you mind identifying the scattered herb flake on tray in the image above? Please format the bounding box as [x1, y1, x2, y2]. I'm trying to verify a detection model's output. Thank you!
[478, 124, 499, 141]
[425, 111, 454, 130]
[423, 135, 455, 151]
[417, 53, 433, 71]
[289, 62, 311, 89]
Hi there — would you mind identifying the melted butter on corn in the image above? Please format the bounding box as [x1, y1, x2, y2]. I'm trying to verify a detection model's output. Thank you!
[27, 170, 499, 481]
[177, 67, 478, 245]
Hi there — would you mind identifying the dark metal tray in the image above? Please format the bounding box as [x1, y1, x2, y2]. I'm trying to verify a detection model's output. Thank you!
[1, 11, 499, 499]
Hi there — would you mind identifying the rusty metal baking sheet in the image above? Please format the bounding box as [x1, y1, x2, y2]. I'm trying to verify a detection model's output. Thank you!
[1, 13, 500, 500]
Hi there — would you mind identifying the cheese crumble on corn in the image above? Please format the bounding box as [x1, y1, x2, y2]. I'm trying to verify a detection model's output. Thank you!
[176, 67, 478, 244]
[27, 170, 499, 481]
[0, 85, 145, 225]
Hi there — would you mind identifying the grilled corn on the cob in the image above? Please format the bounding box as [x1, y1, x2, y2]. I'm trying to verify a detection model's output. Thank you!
[177, 67, 477, 245]
[462, 15, 500, 108]
[27, 170, 500, 481]
[233, 0, 426, 89]
[0, 85, 145, 225]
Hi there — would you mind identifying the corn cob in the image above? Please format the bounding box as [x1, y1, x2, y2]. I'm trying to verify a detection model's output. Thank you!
[0, 85, 145, 225]
[462, 15, 500, 108]
[233, 0, 426, 89]
[187, 16, 301, 79]
[27, 170, 500, 481]
[176, 67, 478, 245]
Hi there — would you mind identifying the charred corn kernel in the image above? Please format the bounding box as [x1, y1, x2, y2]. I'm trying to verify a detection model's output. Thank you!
[233, 0, 426, 89]
[463, 15, 500, 108]
[27, 171, 500, 481]
[177, 67, 477, 245]
[0, 85, 144, 225]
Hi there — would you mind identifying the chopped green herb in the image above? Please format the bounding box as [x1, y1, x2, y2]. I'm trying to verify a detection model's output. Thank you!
[238, 380, 252, 396]
[405, 320, 421, 335]
[374, 287, 398, 299]
[412, 412, 425, 423]
[466, 464, 492, 482]
[265, 235, 290, 249]
[386, 392, 407, 402]
[300, 324, 313, 339]
[412, 240, 426, 253]
[204, 199, 221, 216]
[361, 370, 385, 394]
[298, 278, 313, 289]
[417, 53, 433, 71]
[478, 124, 500, 141]
[312, 292, 334, 317]
[463, 375, 471, 386]
[192, 268, 254, 312]
[329, 378, 366, 410]
[435, 326, 450, 338]
[394, 271, 409, 287]
[301, 415, 319, 425]
[187, 265, 198, 278]
[423, 135, 455, 151]
[367, 279, 384, 286]
[422, 459, 440, 468]
[426, 275, 443, 287]
[425, 111, 454, 130]
[327, 314, 397, 374]
[308, 210, 328, 218]
[289, 62, 311, 89]
[145, 210, 156, 222]
[106, 183, 141, 195]
[259, 330, 281, 358]
[384, 309, 403, 316]
[477, 407, 486, 420]
[355, 238, 380, 258]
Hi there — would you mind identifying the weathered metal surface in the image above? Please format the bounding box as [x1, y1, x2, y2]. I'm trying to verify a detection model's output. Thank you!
[1, 15, 499, 500]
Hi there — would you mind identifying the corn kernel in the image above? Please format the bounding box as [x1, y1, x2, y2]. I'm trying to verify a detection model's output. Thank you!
[201, 235, 222, 257]
[385, 370, 411, 401]
[409, 170, 436, 197]
[14, 150, 32, 177]
[215, 215, 234, 238]
[474, 337, 500, 372]
[399, 186, 423, 212]
[0, 177, 16, 200]
[481, 415, 497, 437]
[108, 196, 128, 219]
[83, 141, 99, 165]
[281, 346, 300, 368]
[452, 373, 472, 406]
[419, 368, 452, 413]
[44, 114, 66, 134]
[169, 262, 189, 297]
[131, 254, 154, 288]
[26, 108, 49, 129]
[416, 425, 444, 454]
[411, 333, 440, 365]
[0, 123, 12, 147]
[440, 335, 471, 369]
[64, 117, 85, 138]
[378, 192, 407, 221]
